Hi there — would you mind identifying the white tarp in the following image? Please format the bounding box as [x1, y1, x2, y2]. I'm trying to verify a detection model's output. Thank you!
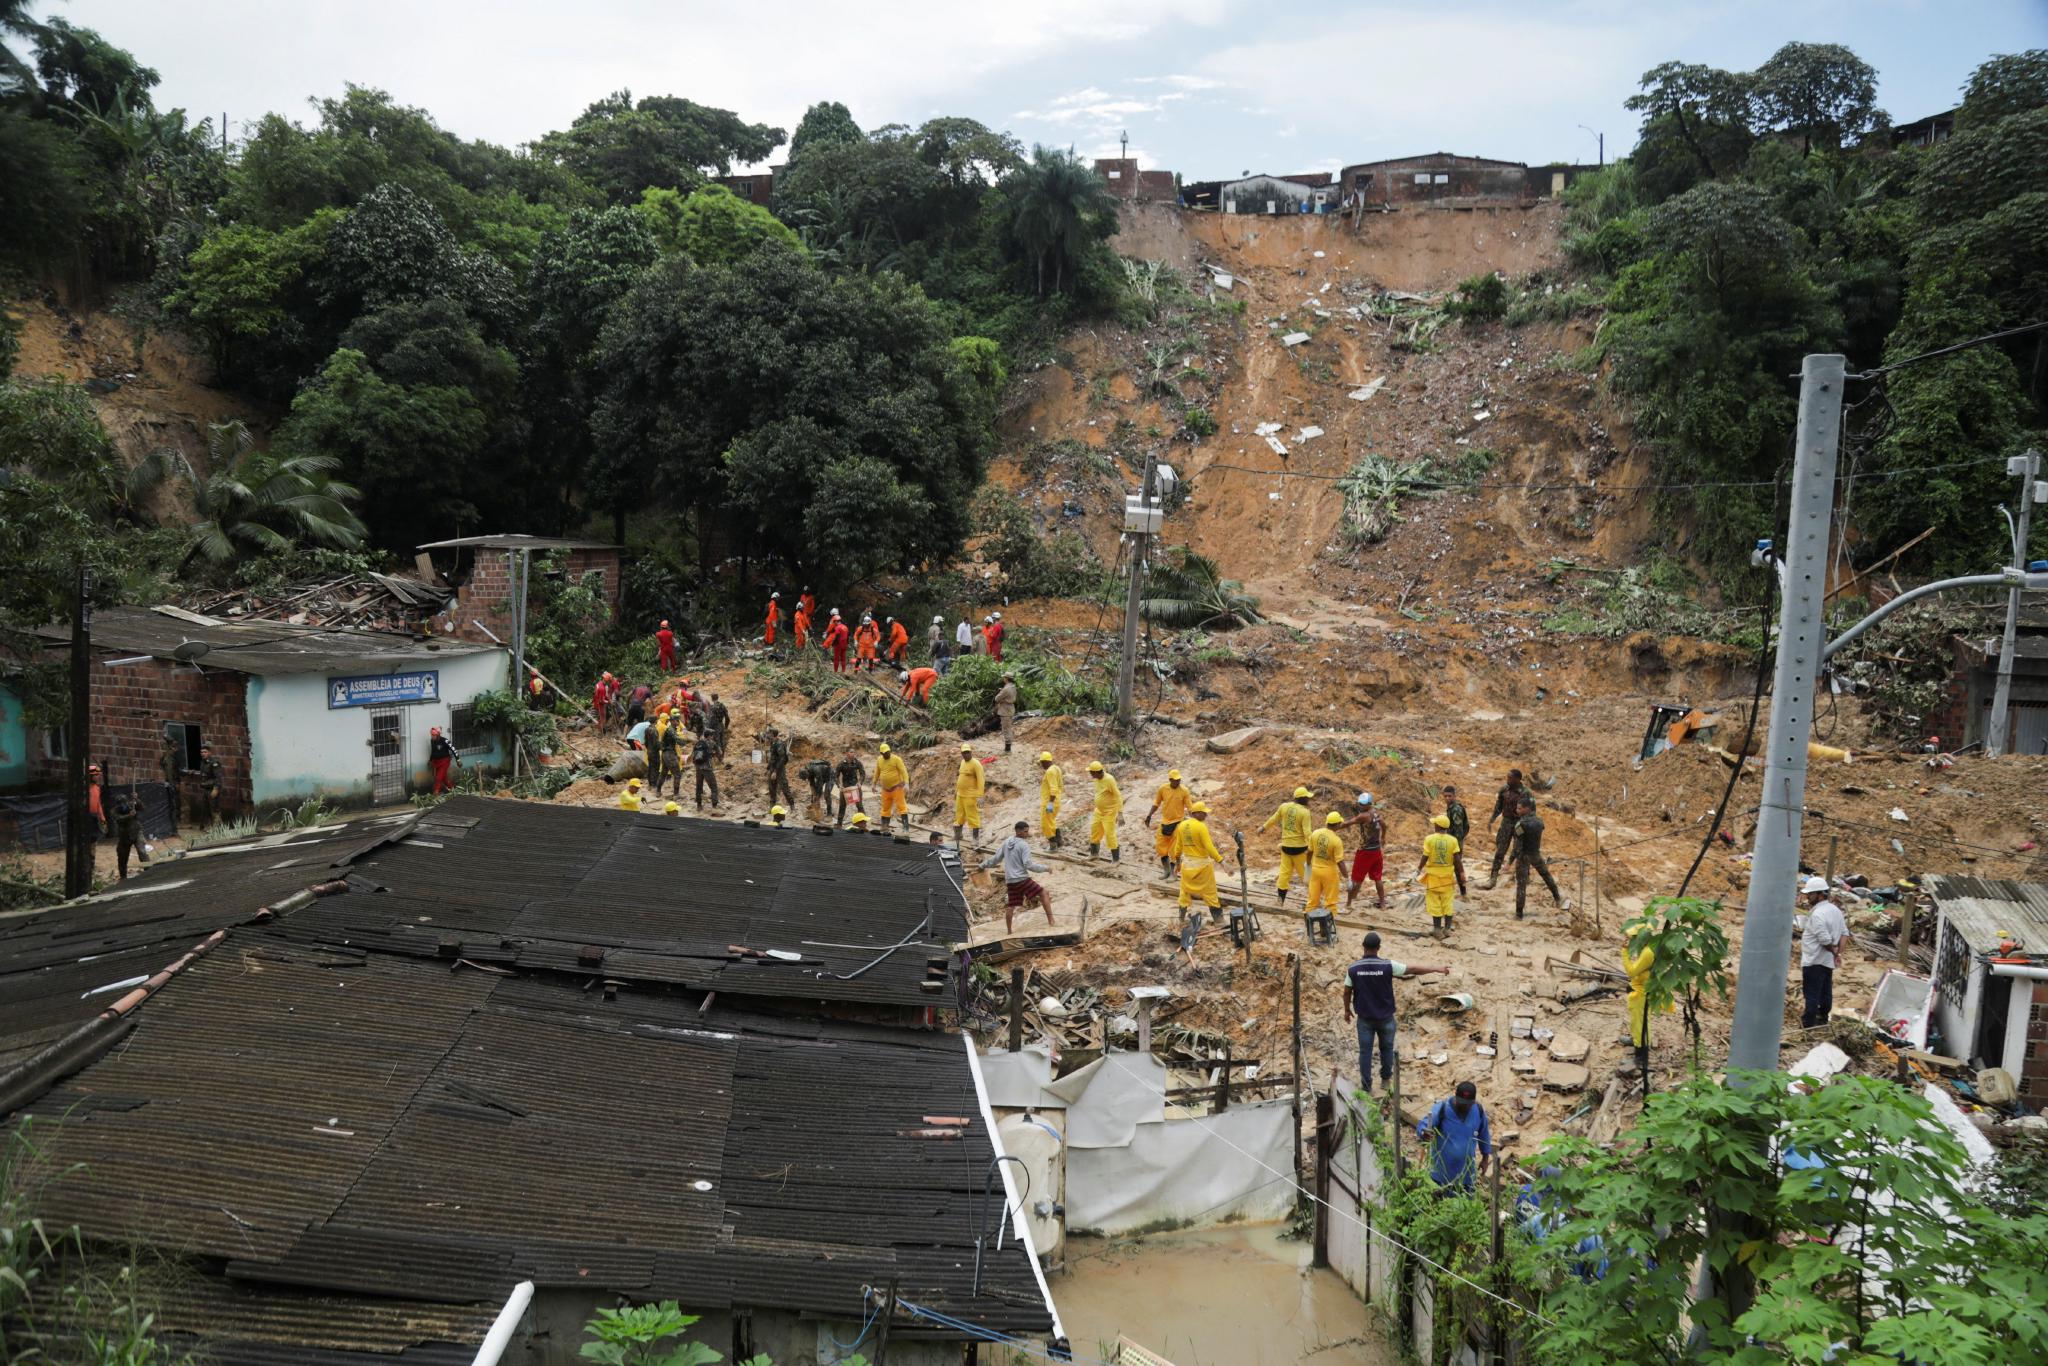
[980, 1045, 1066, 1109]
[1046, 1052, 1166, 1148]
[1064, 1099, 1296, 1235]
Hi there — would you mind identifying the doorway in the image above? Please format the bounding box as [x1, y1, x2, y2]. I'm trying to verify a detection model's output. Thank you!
[370, 708, 407, 804]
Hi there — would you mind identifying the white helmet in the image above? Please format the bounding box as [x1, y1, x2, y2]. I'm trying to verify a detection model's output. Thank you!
[933, 615, 943, 624]
[1356, 792, 1373, 807]
[1801, 876, 1828, 894]
[898, 671, 910, 683]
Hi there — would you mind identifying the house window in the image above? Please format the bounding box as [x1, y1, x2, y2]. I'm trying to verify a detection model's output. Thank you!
[1107, 169, 1122, 179]
[163, 722, 203, 770]
[450, 703, 484, 752]
[42, 727, 66, 761]
[1433, 174, 1450, 184]
[1934, 920, 1969, 1011]
[1412, 173, 1430, 185]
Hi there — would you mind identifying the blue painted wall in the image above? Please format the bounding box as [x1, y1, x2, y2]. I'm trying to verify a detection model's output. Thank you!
[0, 684, 28, 791]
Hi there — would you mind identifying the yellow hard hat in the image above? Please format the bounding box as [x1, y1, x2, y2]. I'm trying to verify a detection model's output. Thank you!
[1293, 786, 1311, 800]
[851, 812, 870, 825]
[1326, 811, 1343, 825]
[1088, 760, 1104, 773]
[663, 801, 681, 815]
[1168, 769, 1182, 781]
[1432, 813, 1451, 829]
[960, 742, 973, 753]
[1191, 801, 1209, 814]
[627, 778, 642, 790]
[1038, 751, 1054, 763]
[771, 805, 787, 817]
[879, 743, 891, 755]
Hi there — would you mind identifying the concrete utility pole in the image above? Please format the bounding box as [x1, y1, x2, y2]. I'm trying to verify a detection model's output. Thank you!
[64, 566, 93, 899]
[1726, 353, 1845, 1074]
[1115, 456, 1159, 724]
[1986, 448, 2043, 757]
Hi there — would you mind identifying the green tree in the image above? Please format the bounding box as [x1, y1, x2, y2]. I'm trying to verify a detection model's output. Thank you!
[1001, 145, 1118, 295]
[535, 90, 781, 203]
[134, 419, 368, 571]
[787, 99, 861, 160]
[1956, 48, 2048, 131]
[1624, 61, 1756, 200]
[31, 16, 158, 115]
[0, 0, 45, 97]
[643, 182, 801, 264]
[591, 245, 995, 585]
[1527, 1072, 2048, 1364]
[167, 210, 339, 369]
[1752, 41, 1882, 153]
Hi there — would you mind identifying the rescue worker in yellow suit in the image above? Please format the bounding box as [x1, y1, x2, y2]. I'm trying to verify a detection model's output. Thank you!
[1087, 760, 1121, 862]
[1262, 786, 1314, 903]
[1416, 813, 1463, 940]
[1175, 801, 1226, 913]
[876, 742, 911, 833]
[1306, 812, 1346, 919]
[1038, 752, 1064, 847]
[1146, 769, 1192, 878]
[1624, 929, 1670, 1083]
[619, 777, 644, 812]
[953, 743, 985, 847]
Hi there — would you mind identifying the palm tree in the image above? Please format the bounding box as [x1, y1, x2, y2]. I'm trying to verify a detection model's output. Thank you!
[0, 0, 44, 103]
[134, 420, 369, 571]
[1141, 548, 1263, 629]
[1005, 146, 1117, 296]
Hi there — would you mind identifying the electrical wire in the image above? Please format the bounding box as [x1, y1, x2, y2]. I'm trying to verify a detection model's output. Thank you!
[1676, 471, 1783, 900]
[893, 1297, 1118, 1366]
[823, 1298, 880, 1355]
[1181, 454, 2010, 495]
[1846, 320, 2048, 380]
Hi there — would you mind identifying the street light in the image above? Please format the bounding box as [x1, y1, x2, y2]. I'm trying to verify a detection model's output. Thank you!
[1578, 124, 1604, 167]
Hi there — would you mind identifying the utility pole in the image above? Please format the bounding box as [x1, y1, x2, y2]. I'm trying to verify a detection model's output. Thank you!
[65, 565, 93, 899]
[1115, 455, 1159, 724]
[509, 549, 530, 779]
[1727, 353, 1844, 1073]
[1986, 448, 2043, 757]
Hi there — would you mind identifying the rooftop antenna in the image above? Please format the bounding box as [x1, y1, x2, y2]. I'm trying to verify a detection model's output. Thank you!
[1120, 129, 1128, 163]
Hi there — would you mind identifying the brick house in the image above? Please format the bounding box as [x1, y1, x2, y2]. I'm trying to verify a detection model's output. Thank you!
[1924, 875, 2048, 1103]
[1921, 592, 2048, 754]
[417, 534, 621, 651]
[1093, 157, 1177, 201]
[1339, 152, 1539, 208]
[712, 167, 781, 206]
[1, 606, 509, 824]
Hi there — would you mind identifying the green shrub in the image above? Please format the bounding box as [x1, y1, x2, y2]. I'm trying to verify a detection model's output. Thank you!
[1506, 283, 1605, 326]
[1445, 272, 1508, 322]
[970, 487, 1105, 597]
[1181, 405, 1217, 438]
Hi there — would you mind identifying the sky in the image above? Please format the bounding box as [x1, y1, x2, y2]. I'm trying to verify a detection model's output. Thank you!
[48, 0, 2048, 177]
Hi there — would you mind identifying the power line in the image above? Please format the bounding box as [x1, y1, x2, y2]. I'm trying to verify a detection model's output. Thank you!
[1183, 455, 2009, 496]
[1847, 320, 2048, 381]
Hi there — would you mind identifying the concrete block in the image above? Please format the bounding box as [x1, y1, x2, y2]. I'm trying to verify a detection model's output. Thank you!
[1206, 726, 1266, 755]
[1542, 1062, 1590, 1092]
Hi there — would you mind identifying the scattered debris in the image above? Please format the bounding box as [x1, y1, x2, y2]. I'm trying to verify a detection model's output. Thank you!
[1348, 376, 1387, 402]
[1281, 332, 1311, 347]
[1205, 726, 1266, 755]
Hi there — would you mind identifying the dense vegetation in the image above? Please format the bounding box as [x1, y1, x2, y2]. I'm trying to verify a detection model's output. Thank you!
[0, 8, 1124, 604]
[1566, 44, 2046, 577]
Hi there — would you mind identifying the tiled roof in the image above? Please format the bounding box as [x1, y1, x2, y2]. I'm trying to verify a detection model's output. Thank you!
[33, 605, 498, 675]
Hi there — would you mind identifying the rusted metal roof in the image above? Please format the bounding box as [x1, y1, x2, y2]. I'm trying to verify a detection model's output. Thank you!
[14, 952, 1050, 1350]
[2, 797, 1048, 1357]
[32, 605, 499, 676]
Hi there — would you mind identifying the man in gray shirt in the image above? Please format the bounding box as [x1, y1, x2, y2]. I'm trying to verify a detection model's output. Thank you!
[982, 820, 1055, 933]
[1799, 875, 1847, 1028]
[993, 674, 1018, 753]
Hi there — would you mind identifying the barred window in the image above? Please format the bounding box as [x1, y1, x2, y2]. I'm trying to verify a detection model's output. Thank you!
[449, 703, 484, 752]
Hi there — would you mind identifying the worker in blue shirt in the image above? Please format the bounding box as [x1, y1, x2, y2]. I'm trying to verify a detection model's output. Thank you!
[1416, 1080, 1493, 1190]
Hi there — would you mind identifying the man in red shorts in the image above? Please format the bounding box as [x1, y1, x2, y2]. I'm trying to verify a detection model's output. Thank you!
[981, 819, 1056, 934]
[1339, 791, 1387, 910]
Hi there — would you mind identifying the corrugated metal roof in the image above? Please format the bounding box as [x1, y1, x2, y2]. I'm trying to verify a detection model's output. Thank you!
[415, 534, 617, 551]
[1922, 874, 2048, 955]
[2, 797, 1049, 1354]
[32, 605, 497, 675]
[14, 954, 1050, 1345]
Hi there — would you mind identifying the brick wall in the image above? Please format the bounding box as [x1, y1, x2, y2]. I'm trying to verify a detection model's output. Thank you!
[28, 655, 252, 812]
[452, 549, 621, 648]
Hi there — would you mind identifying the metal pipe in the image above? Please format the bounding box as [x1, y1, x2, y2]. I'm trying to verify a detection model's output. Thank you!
[1823, 572, 2047, 661]
[470, 1280, 533, 1366]
[1989, 962, 2048, 982]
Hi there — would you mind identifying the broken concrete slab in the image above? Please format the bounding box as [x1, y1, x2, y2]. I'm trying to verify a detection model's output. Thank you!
[1348, 376, 1387, 402]
[1206, 725, 1266, 755]
[1546, 1030, 1590, 1063]
[1264, 435, 1289, 457]
[1542, 1062, 1590, 1093]
[1281, 332, 1311, 347]
[1254, 421, 1283, 436]
[1296, 426, 1324, 441]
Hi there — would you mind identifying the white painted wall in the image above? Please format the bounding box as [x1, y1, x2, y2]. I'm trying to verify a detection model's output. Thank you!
[245, 649, 509, 809]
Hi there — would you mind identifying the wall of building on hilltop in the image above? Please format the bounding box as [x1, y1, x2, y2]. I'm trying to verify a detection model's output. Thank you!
[449, 547, 622, 649]
[1093, 158, 1178, 201]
